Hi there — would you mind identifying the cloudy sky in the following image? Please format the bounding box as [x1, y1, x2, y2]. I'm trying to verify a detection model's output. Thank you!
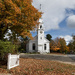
[32, 0, 75, 44]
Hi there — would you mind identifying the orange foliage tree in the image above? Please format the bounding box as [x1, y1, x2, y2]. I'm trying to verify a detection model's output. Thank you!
[50, 38, 69, 53]
[50, 38, 61, 51]
[0, 0, 41, 40]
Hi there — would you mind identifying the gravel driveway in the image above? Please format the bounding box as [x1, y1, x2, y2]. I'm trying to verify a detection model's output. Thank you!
[20, 53, 75, 65]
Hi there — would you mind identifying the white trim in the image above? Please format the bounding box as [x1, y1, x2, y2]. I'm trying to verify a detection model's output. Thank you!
[44, 37, 50, 43]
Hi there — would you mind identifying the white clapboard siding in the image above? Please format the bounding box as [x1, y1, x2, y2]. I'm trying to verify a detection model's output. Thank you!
[7, 53, 19, 70]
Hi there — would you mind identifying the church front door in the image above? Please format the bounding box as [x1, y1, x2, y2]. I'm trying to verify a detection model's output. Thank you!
[38, 45, 43, 53]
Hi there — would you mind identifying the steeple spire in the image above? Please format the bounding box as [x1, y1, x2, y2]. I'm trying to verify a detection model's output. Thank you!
[40, 4, 41, 10]
[38, 4, 43, 29]
[39, 4, 42, 12]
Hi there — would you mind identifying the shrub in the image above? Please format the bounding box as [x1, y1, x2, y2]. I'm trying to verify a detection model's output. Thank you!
[0, 40, 16, 61]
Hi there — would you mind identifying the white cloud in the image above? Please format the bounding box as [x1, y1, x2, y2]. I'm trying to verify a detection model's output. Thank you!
[67, 15, 75, 28]
[32, 0, 75, 31]
[59, 35, 72, 42]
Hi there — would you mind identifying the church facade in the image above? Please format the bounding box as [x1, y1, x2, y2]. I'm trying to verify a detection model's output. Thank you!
[26, 17, 50, 54]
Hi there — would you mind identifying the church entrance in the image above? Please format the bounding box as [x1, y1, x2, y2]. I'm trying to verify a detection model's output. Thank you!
[33, 43, 36, 50]
[38, 45, 43, 53]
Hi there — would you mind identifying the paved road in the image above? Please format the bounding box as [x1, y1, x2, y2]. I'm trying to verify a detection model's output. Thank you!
[20, 53, 75, 65]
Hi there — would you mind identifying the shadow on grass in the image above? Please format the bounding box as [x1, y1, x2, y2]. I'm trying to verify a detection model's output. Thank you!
[0, 60, 7, 69]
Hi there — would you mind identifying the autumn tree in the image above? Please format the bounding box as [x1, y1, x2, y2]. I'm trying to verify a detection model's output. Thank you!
[50, 38, 61, 52]
[0, 0, 41, 40]
[59, 38, 69, 53]
[50, 37, 69, 53]
[46, 34, 52, 41]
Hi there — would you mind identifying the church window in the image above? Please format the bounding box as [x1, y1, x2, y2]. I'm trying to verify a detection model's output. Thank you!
[33, 43, 35, 50]
[44, 44, 46, 50]
[40, 25, 42, 29]
[40, 31, 43, 34]
[40, 37, 42, 39]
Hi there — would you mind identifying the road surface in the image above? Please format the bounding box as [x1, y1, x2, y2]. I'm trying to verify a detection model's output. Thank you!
[20, 53, 75, 65]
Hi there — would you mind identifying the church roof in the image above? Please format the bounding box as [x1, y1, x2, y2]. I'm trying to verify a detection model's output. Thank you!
[32, 35, 37, 40]
[32, 35, 50, 43]
[44, 37, 50, 43]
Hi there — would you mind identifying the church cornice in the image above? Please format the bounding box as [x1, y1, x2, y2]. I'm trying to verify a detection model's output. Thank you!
[38, 29, 44, 30]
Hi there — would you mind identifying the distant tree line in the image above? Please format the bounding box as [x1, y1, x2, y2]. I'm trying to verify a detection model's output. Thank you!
[46, 34, 75, 54]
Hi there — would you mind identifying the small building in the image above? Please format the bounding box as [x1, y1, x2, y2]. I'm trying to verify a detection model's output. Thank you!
[26, 17, 50, 54]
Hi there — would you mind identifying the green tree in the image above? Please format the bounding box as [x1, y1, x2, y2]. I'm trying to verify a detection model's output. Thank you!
[68, 35, 75, 53]
[0, 40, 16, 61]
[46, 34, 52, 41]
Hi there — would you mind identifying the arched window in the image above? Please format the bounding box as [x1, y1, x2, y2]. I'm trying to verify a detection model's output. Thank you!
[33, 43, 35, 50]
[40, 25, 42, 29]
[44, 44, 46, 50]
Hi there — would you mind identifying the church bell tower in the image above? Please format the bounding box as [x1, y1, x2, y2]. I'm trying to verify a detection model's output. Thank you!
[37, 17, 44, 44]
[37, 4, 44, 53]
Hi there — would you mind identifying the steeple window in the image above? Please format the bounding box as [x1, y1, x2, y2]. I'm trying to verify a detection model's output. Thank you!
[40, 25, 42, 29]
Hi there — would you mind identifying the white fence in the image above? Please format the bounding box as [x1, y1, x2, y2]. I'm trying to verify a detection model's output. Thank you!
[7, 53, 19, 70]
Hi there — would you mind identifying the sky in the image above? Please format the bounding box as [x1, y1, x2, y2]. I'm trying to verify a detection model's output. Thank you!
[31, 0, 75, 44]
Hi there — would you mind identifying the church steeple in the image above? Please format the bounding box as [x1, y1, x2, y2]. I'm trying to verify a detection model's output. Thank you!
[37, 4, 44, 46]
[38, 17, 43, 29]
[38, 4, 43, 30]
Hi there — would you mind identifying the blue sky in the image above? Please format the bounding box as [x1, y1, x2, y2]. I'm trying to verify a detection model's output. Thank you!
[31, 0, 75, 44]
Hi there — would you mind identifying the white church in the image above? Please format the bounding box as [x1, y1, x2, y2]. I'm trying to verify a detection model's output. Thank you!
[26, 16, 50, 54]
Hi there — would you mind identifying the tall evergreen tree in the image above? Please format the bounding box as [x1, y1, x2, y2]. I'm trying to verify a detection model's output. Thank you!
[46, 34, 52, 41]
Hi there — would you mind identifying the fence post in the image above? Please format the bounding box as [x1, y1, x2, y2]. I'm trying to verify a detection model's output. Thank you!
[7, 53, 11, 69]
[18, 55, 19, 65]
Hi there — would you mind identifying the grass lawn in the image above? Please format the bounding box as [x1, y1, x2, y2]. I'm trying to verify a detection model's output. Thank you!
[0, 58, 75, 75]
